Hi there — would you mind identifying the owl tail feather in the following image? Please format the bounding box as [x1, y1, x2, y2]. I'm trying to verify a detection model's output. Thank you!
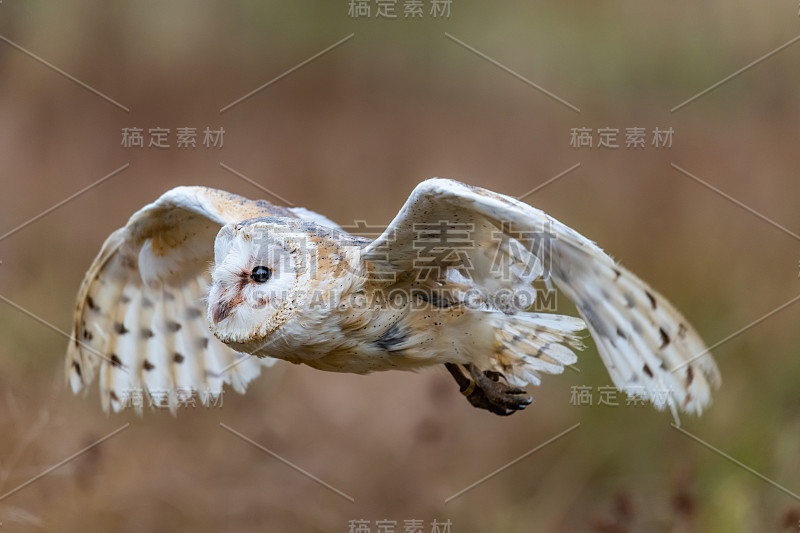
[490, 312, 586, 388]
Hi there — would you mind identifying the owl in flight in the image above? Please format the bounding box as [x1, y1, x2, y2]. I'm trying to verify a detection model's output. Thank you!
[66, 179, 720, 418]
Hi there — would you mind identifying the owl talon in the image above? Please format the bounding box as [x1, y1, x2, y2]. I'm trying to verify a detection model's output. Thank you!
[444, 363, 532, 416]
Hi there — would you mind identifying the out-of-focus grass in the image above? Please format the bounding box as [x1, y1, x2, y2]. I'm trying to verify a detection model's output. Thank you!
[1, 1, 799, 531]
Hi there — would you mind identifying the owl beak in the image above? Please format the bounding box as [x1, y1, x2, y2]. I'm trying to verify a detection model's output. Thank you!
[211, 302, 231, 325]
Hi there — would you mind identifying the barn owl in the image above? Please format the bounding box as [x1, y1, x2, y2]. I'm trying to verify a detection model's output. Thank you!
[66, 179, 720, 418]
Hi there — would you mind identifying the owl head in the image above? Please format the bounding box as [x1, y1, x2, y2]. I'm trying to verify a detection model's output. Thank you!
[208, 218, 316, 348]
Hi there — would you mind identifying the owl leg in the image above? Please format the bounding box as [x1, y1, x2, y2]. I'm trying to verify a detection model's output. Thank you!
[444, 363, 532, 416]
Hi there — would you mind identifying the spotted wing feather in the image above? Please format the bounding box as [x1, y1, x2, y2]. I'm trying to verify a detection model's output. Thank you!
[67, 186, 331, 412]
[364, 178, 721, 416]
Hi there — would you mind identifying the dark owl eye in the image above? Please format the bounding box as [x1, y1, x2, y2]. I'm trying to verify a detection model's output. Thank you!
[250, 265, 272, 283]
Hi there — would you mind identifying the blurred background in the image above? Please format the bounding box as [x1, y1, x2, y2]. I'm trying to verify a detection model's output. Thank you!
[1, 1, 799, 531]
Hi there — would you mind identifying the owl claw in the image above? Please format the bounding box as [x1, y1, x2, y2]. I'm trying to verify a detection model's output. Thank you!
[444, 363, 532, 416]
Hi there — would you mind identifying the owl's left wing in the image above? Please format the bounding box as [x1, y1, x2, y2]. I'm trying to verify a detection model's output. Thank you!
[362, 178, 720, 416]
[67, 186, 334, 412]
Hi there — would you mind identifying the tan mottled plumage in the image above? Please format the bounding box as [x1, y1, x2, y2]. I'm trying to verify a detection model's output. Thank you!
[67, 179, 720, 418]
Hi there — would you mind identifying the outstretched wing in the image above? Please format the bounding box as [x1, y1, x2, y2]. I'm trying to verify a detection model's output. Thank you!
[67, 186, 337, 412]
[363, 178, 720, 415]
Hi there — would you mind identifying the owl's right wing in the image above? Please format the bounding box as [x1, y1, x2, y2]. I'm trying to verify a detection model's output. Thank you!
[66, 186, 334, 412]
